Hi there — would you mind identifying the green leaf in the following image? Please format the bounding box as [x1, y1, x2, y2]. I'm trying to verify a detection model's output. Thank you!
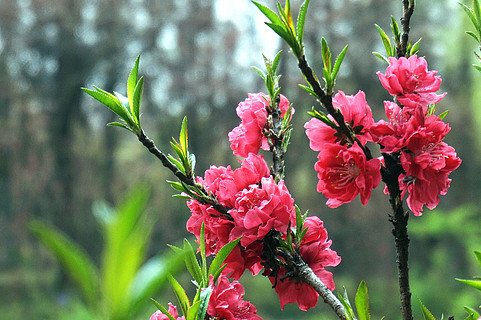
[338, 287, 355, 320]
[417, 296, 437, 320]
[375, 24, 393, 57]
[169, 275, 191, 316]
[251, 66, 266, 80]
[150, 298, 176, 320]
[252, 1, 284, 26]
[439, 110, 449, 120]
[101, 186, 153, 319]
[208, 237, 241, 282]
[332, 44, 349, 81]
[372, 52, 390, 64]
[456, 278, 481, 291]
[179, 117, 188, 156]
[266, 22, 297, 50]
[82, 87, 127, 121]
[197, 286, 212, 320]
[474, 0, 481, 33]
[473, 64, 481, 72]
[107, 122, 135, 133]
[410, 38, 422, 56]
[271, 50, 283, 74]
[127, 250, 186, 315]
[132, 76, 144, 123]
[28, 220, 100, 310]
[355, 281, 370, 320]
[127, 55, 140, 114]
[298, 84, 320, 99]
[390, 16, 401, 42]
[474, 251, 481, 268]
[464, 306, 481, 319]
[200, 223, 208, 281]
[460, 2, 481, 37]
[466, 31, 481, 43]
[182, 239, 204, 284]
[321, 37, 332, 74]
[296, 0, 310, 45]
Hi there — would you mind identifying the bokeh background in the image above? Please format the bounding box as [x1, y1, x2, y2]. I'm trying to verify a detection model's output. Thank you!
[1, 0, 480, 319]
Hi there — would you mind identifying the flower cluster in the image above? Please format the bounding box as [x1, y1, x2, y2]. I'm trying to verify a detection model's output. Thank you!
[229, 93, 292, 158]
[185, 93, 340, 310]
[305, 55, 461, 215]
[305, 90, 382, 208]
[268, 216, 341, 311]
[150, 275, 261, 320]
[374, 55, 461, 215]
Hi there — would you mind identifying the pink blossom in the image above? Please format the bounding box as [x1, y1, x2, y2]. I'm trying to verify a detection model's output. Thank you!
[270, 216, 341, 311]
[305, 90, 375, 149]
[150, 303, 184, 320]
[229, 93, 293, 158]
[222, 242, 264, 279]
[207, 275, 263, 320]
[399, 141, 461, 215]
[230, 177, 296, 247]
[377, 55, 446, 108]
[314, 143, 381, 208]
[371, 101, 451, 153]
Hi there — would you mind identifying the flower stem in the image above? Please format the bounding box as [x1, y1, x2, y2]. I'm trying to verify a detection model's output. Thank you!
[398, 0, 415, 57]
[138, 129, 230, 216]
[293, 252, 347, 320]
[381, 153, 413, 320]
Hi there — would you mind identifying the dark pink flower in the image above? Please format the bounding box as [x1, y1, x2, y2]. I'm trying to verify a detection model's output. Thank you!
[371, 101, 451, 153]
[269, 216, 341, 311]
[207, 275, 263, 320]
[314, 143, 381, 208]
[377, 55, 446, 108]
[229, 93, 293, 158]
[399, 141, 461, 215]
[305, 90, 375, 149]
[150, 303, 184, 320]
[230, 177, 296, 247]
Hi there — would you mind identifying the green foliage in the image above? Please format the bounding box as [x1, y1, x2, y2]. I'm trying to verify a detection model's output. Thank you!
[338, 281, 380, 320]
[28, 221, 100, 310]
[460, 0, 481, 71]
[82, 56, 144, 135]
[457, 251, 481, 318]
[321, 37, 348, 95]
[417, 296, 437, 320]
[373, 20, 421, 62]
[29, 187, 186, 320]
[154, 223, 241, 320]
[252, 0, 310, 59]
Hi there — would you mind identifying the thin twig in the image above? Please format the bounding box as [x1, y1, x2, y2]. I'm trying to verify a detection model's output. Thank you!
[399, 0, 415, 57]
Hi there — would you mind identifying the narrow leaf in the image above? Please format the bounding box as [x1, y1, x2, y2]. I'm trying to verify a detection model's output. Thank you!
[82, 87, 128, 122]
[375, 24, 393, 56]
[127, 55, 140, 113]
[132, 76, 144, 123]
[456, 278, 481, 291]
[107, 122, 134, 133]
[169, 275, 191, 316]
[417, 296, 437, 320]
[439, 110, 449, 120]
[197, 287, 212, 320]
[332, 44, 349, 81]
[355, 281, 370, 320]
[183, 239, 203, 284]
[466, 31, 481, 43]
[28, 220, 99, 309]
[208, 238, 241, 282]
[474, 251, 481, 268]
[410, 38, 422, 55]
[200, 223, 208, 282]
[271, 50, 283, 74]
[298, 84, 320, 99]
[252, 1, 284, 26]
[390, 16, 401, 42]
[266, 22, 297, 50]
[179, 117, 188, 156]
[473, 64, 481, 72]
[372, 52, 390, 64]
[296, 0, 311, 45]
[251, 66, 266, 80]
[150, 298, 176, 320]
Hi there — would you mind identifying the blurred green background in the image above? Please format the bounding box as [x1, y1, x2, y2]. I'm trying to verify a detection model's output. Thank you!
[1, 0, 480, 319]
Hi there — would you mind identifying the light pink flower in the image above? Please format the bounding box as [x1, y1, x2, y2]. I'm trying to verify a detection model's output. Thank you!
[305, 90, 375, 149]
[150, 303, 184, 320]
[399, 141, 461, 215]
[229, 93, 293, 158]
[269, 216, 341, 311]
[314, 143, 381, 208]
[207, 275, 263, 320]
[377, 55, 446, 108]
